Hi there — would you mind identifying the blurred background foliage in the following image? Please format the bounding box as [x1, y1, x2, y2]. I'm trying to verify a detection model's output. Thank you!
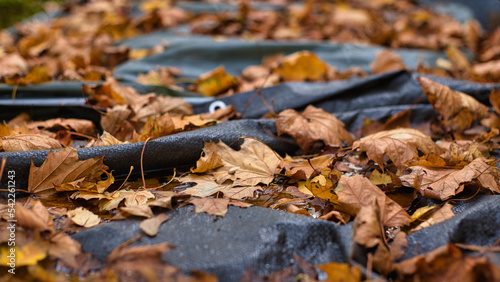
[0, 0, 65, 29]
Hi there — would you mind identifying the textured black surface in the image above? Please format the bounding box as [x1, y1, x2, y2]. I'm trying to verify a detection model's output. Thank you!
[72, 195, 500, 281]
[0, 119, 297, 190]
[72, 205, 353, 282]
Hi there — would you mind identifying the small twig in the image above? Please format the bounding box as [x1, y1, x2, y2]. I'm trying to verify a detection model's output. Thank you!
[140, 137, 151, 189]
[116, 166, 134, 190]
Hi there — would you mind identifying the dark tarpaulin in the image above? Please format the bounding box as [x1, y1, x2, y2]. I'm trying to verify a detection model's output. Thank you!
[2, 1, 500, 281]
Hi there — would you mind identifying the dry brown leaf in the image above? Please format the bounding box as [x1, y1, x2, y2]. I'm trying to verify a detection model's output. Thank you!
[188, 197, 230, 217]
[181, 174, 260, 200]
[29, 118, 95, 134]
[390, 231, 408, 261]
[279, 154, 334, 181]
[370, 49, 406, 75]
[273, 51, 327, 81]
[15, 201, 52, 232]
[28, 147, 110, 194]
[400, 158, 500, 200]
[351, 205, 394, 275]
[120, 205, 155, 218]
[418, 77, 489, 131]
[195, 66, 238, 96]
[171, 114, 217, 132]
[276, 105, 354, 153]
[100, 104, 135, 141]
[2, 134, 62, 152]
[99, 189, 155, 211]
[107, 241, 171, 266]
[396, 244, 500, 282]
[66, 207, 101, 228]
[353, 128, 442, 171]
[205, 138, 281, 186]
[335, 174, 410, 227]
[48, 233, 82, 269]
[133, 113, 175, 142]
[190, 141, 224, 173]
[139, 213, 170, 236]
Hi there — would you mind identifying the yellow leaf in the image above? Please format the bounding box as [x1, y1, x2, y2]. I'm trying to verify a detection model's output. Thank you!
[317, 262, 362, 282]
[67, 207, 101, 228]
[409, 205, 436, 224]
[369, 170, 393, 186]
[195, 66, 238, 96]
[0, 242, 47, 267]
[273, 51, 327, 81]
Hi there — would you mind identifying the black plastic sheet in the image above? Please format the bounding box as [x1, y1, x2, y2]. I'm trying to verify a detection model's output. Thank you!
[2, 1, 500, 281]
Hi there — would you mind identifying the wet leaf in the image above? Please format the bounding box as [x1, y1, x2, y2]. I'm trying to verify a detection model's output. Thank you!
[276, 105, 354, 153]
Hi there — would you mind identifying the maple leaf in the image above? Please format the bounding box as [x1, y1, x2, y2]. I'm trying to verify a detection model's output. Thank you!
[199, 138, 281, 186]
[400, 158, 500, 200]
[195, 66, 238, 96]
[273, 51, 327, 81]
[27, 147, 111, 194]
[353, 128, 443, 171]
[2, 134, 62, 152]
[370, 49, 406, 75]
[276, 105, 354, 153]
[66, 207, 101, 228]
[417, 77, 489, 131]
[335, 174, 410, 227]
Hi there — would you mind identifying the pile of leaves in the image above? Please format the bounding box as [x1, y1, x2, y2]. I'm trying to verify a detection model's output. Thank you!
[1, 0, 500, 281]
[2, 0, 500, 95]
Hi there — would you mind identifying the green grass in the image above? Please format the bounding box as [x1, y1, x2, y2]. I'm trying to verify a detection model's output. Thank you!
[0, 0, 65, 29]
